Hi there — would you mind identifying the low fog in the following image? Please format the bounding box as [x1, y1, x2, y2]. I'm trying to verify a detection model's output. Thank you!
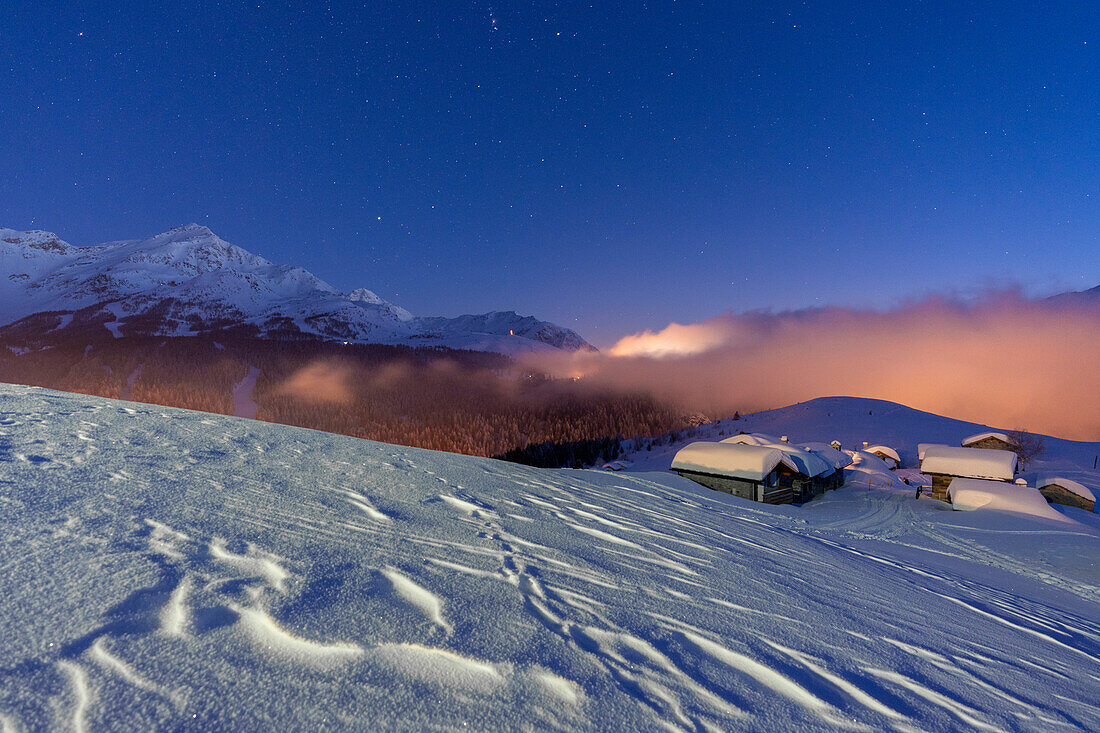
[272, 362, 354, 404]
[527, 294, 1100, 441]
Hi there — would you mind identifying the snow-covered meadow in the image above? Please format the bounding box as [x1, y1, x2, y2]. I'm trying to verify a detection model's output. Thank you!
[1, 384, 1098, 730]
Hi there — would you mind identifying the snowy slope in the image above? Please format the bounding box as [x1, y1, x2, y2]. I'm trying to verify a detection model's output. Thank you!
[623, 396, 1100, 481]
[1045, 283, 1100, 307]
[0, 228, 79, 316]
[416, 312, 595, 352]
[2, 383, 1098, 730]
[0, 224, 593, 354]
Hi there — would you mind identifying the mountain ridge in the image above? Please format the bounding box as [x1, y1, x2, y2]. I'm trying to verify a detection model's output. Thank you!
[1045, 283, 1100, 307]
[0, 224, 594, 354]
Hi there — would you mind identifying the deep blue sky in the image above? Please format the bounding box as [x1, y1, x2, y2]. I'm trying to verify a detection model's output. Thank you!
[2, 1, 1096, 345]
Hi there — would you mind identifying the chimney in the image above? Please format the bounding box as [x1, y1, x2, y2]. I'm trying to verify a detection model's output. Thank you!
[863, 441, 869, 448]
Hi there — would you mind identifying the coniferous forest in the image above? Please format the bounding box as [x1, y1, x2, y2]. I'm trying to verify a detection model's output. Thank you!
[0, 334, 696, 464]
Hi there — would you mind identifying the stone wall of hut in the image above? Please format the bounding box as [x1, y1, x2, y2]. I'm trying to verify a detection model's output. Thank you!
[675, 471, 758, 501]
[929, 473, 953, 502]
[966, 436, 1015, 452]
[674, 470, 795, 505]
[1038, 484, 1095, 513]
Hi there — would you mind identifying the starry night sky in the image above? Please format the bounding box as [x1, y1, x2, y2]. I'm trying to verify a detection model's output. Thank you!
[2, 1, 1096, 345]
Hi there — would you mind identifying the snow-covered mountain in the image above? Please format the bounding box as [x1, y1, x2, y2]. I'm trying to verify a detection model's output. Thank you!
[1, 382, 1097, 730]
[1046, 282, 1100, 307]
[416, 311, 593, 352]
[0, 224, 594, 354]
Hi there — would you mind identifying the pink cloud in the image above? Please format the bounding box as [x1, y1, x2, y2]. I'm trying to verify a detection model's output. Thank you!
[526, 293, 1100, 441]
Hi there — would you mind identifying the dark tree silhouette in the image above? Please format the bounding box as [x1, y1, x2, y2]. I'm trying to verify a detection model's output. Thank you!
[1005, 428, 1045, 470]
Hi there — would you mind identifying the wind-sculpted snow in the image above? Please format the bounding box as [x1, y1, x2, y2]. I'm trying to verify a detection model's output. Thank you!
[1, 384, 1098, 730]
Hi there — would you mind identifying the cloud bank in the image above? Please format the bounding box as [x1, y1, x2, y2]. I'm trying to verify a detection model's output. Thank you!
[528, 293, 1100, 441]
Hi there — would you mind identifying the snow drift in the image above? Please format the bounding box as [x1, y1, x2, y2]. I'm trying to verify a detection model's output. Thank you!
[948, 478, 1074, 523]
[1, 383, 1098, 730]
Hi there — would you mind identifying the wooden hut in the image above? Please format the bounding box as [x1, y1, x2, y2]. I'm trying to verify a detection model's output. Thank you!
[919, 445, 1017, 502]
[863, 443, 900, 470]
[720, 434, 838, 501]
[670, 442, 799, 504]
[961, 432, 1016, 453]
[1035, 477, 1095, 513]
[799, 441, 852, 490]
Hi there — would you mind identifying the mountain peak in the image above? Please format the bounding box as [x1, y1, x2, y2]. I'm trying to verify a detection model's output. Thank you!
[415, 311, 596, 352]
[0, 227, 75, 255]
[348, 287, 385, 304]
[0, 224, 593, 354]
[175, 223, 215, 236]
[347, 287, 414, 322]
[146, 224, 226, 247]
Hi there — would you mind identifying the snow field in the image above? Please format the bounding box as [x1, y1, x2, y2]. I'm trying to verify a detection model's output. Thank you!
[0, 384, 1098, 730]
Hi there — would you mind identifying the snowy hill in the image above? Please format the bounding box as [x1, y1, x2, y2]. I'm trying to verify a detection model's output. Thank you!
[621, 396, 1100, 480]
[0, 224, 593, 354]
[1, 383, 1098, 730]
[1045, 283, 1100, 307]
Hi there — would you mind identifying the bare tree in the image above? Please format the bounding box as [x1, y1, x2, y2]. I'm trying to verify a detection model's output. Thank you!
[1006, 428, 1045, 470]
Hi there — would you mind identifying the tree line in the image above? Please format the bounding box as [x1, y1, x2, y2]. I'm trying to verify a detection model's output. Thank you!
[0, 334, 692, 463]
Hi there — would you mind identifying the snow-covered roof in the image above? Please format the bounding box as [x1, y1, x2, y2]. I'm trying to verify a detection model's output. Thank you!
[948, 478, 1074, 523]
[864, 445, 900, 464]
[1035, 476, 1095, 502]
[671, 442, 796, 482]
[721, 432, 781, 447]
[917, 443, 948, 461]
[851, 450, 892, 472]
[719, 436, 833, 477]
[961, 432, 1011, 447]
[798, 442, 854, 470]
[920, 446, 1017, 481]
